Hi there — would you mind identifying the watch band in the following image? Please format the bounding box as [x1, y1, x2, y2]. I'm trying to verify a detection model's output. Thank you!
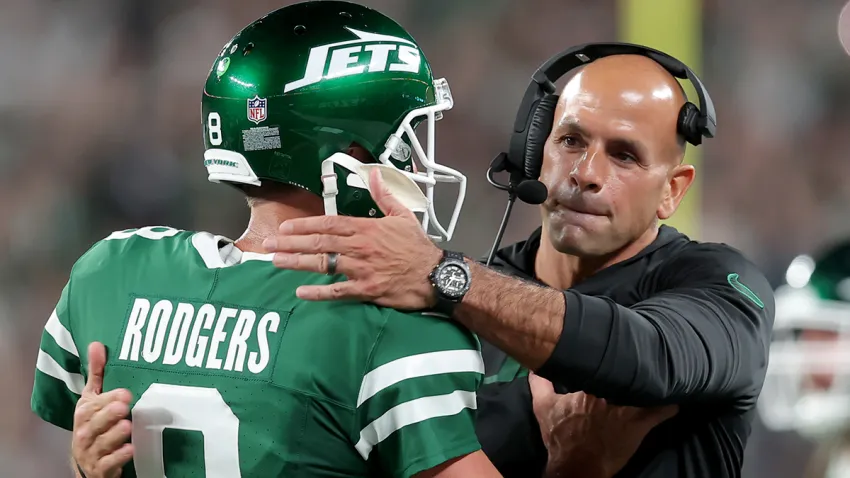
[433, 291, 457, 317]
[443, 250, 465, 262]
[431, 250, 469, 317]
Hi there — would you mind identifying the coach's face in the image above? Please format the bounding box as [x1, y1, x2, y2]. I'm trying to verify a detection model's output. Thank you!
[539, 55, 695, 258]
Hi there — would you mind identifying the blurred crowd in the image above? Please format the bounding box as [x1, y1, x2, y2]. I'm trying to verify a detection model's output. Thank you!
[1, 0, 849, 476]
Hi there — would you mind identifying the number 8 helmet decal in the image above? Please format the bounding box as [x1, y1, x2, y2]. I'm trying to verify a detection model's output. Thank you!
[201, 1, 465, 242]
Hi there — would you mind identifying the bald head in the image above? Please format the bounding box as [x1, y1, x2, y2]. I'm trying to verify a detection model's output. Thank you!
[561, 54, 688, 160]
[576, 55, 687, 102]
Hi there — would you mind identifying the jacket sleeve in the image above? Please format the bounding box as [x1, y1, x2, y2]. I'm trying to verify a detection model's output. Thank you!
[476, 379, 547, 478]
[536, 245, 775, 407]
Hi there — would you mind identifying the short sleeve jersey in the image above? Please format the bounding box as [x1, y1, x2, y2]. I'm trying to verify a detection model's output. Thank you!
[31, 227, 484, 478]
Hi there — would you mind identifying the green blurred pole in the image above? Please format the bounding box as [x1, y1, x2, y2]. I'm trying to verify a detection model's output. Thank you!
[618, 0, 703, 239]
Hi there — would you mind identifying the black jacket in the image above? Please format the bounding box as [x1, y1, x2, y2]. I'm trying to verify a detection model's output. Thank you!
[475, 226, 775, 478]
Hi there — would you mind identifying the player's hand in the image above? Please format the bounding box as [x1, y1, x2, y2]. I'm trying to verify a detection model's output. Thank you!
[71, 342, 134, 478]
[263, 167, 442, 309]
[529, 373, 679, 478]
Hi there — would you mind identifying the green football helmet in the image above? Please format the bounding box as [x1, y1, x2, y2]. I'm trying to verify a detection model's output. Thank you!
[201, 1, 464, 242]
[758, 240, 850, 439]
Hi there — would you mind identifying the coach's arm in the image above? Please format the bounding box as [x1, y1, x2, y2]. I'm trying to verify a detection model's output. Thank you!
[263, 169, 775, 406]
[457, 246, 774, 405]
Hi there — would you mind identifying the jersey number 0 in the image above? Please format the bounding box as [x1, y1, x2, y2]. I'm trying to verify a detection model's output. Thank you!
[132, 383, 242, 477]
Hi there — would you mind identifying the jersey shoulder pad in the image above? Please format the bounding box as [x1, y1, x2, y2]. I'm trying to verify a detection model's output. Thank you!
[374, 308, 482, 362]
[71, 226, 192, 279]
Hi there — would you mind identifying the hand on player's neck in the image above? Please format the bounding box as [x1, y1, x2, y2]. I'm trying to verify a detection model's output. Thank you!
[234, 189, 324, 254]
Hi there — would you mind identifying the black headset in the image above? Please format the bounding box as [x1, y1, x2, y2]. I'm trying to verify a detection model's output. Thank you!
[485, 42, 717, 265]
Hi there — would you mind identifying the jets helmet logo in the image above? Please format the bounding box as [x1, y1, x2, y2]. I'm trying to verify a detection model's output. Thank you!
[284, 27, 422, 93]
[247, 96, 267, 124]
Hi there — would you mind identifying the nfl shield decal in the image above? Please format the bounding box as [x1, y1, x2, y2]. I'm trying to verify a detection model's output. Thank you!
[247, 96, 267, 124]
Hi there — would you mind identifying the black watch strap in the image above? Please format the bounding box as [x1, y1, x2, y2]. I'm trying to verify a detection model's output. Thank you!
[431, 250, 470, 317]
[433, 297, 459, 316]
[443, 250, 464, 262]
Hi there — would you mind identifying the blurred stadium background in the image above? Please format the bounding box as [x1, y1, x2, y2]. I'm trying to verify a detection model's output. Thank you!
[2, 0, 849, 476]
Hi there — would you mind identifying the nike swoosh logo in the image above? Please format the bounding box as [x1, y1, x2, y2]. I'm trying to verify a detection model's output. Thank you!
[727, 273, 764, 309]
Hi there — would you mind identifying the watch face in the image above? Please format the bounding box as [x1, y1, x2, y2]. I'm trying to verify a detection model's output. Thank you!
[437, 263, 469, 298]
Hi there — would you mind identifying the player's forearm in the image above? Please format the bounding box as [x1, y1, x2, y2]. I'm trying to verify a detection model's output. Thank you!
[455, 261, 564, 370]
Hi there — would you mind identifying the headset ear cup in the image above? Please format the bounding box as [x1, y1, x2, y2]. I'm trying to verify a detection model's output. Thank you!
[524, 95, 559, 180]
[677, 102, 702, 146]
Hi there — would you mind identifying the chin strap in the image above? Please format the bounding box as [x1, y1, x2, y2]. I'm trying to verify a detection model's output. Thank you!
[320, 159, 339, 216]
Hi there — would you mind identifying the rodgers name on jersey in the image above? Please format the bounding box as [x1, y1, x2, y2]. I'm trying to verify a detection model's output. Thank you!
[118, 298, 281, 375]
[31, 227, 485, 478]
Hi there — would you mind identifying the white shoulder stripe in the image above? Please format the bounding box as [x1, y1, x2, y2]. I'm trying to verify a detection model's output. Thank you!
[420, 311, 451, 319]
[355, 389, 477, 460]
[357, 350, 483, 407]
[36, 350, 84, 395]
[45, 309, 79, 357]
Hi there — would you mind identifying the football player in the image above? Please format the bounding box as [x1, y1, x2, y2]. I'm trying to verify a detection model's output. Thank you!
[758, 241, 850, 477]
[30, 2, 496, 477]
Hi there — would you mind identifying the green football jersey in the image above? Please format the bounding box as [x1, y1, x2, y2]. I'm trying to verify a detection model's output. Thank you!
[31, 226, 484, 478]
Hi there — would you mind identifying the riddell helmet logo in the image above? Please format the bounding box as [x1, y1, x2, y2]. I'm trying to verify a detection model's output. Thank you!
[283, 27, 422, 93]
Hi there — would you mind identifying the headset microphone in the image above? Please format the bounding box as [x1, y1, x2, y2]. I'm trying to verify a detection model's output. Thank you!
[515, 179, 548, 205]
[485, 154, 548, 266]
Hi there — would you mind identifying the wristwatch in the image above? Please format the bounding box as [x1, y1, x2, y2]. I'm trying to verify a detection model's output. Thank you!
[429, 250, 472, 316]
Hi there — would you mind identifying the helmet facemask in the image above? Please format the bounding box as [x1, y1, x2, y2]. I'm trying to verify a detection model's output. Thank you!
[321, 78, 465, 243]
[758, 285, 850, 440]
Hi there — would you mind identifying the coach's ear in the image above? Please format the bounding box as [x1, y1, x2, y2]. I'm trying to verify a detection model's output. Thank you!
[657, 164, 694, 220]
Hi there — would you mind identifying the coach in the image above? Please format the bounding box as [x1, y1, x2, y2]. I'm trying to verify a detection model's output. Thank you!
[264, 44, 775, 478]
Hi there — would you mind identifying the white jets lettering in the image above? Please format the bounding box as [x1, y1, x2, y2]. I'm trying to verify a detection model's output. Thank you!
[284, 27, 421, 93]
[118, 298, 281, 374]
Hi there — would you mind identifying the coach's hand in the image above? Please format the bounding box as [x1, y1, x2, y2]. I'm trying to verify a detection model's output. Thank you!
[71, 342, 134, 478]
[264, 168, 442, 309]
[530, 373, 679, 478]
